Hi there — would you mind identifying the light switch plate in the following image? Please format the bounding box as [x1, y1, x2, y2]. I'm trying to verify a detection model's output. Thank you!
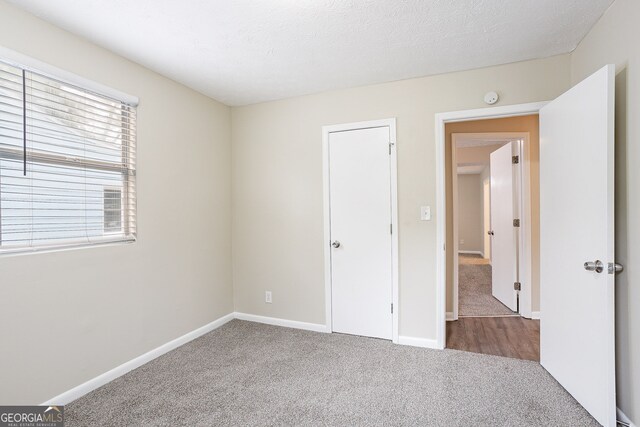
[420, 206, 431, 221]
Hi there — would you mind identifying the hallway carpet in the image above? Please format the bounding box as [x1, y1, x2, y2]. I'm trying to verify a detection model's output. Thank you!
[459, 254, 516, 317]
[66, 320, 597, 426]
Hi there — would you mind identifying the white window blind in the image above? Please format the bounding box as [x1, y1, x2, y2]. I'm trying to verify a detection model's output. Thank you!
[0, 60, 136, 254]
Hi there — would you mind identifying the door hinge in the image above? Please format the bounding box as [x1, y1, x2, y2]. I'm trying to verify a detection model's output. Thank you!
[389, 142, 394, 155]
[390, 224, 393, 234]
[512, 155, 520, 164]
[514, 282, 521, 291]
[391, 303, 393, 314]
[513, 219, 520, 227]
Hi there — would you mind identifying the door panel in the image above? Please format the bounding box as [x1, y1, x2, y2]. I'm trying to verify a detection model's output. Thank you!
[490, 142, 518, 311]
[329, 126, 392, 340]
[539, 64, 615, 427]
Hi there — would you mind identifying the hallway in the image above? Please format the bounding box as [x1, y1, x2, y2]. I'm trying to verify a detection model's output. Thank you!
[458, 254, 516, 317]
[449, 254, 540, 361]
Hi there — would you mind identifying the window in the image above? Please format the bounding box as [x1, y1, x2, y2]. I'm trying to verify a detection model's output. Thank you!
[0, 60, 136, 254]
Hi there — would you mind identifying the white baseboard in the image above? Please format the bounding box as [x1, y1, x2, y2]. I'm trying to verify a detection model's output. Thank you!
[530, 311, 540, 320]
[41, 312, 235, 406]
[458, 250, 483, 256]
[446, 311, 456, 321]
[234, 312, 329, 333]
[41, 311, 439, 406]
[238, 313, 441, 350]
[618, 407, 636, 427]
[398, 335, 440, 349]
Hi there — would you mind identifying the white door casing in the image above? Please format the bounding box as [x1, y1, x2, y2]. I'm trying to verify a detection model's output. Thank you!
[490, 142, 518, 312]
[483, 177, 491, 261]
[322, 119, 398, 341]
[436, 104, 545, 348]
[450, 132, 531, 320]
[539, 64, 616, 427]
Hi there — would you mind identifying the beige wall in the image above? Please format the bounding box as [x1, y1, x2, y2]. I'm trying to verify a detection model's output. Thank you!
[456, 144, 504, 261]
[0, 2, 233, 404]
[571, 0, 640, 421]
[457, 174, 483, 253]
[445, 116, 541, 313]
[6, 0, 636, 414]
[232, 56, 570, 340]
[457, 143, 504, 165]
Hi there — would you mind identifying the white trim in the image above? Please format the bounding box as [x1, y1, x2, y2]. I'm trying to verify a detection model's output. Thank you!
[0, 237, 135, 258]
[234, 312, 329, 333]
[0, 45, 138, 106]
[530, 311, 541, 320]
[517, 136, 534, 319]
[458, 250, 484, 255]
[389, 120, 399, 344]
[322, 118, 399, 343]
[398, 336, 441, 349]
[451, 142, 459, 321]
[435, 102, 548, 350]
[617, 407, 636, 427]
[446, 312, 455, 321]
[41, 312, 235, 406]
[322, 128, 333, 336]
[437, 102, 548, 123]
[452, 132, 532, 320]
[40, 310, 445, 407]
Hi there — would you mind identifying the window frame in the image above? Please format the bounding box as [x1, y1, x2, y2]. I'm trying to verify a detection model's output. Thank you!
[0, 54, 138, 255]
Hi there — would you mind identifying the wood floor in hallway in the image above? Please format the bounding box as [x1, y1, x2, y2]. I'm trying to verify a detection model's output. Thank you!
[446, 316, 540, 361]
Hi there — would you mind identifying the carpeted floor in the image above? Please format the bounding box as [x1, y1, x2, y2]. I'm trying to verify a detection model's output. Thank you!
[459, 254, 516, 317]
[66, 320, 597, 426]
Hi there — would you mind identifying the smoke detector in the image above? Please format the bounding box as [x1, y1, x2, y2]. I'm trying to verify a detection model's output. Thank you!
[484, 91, 499, 105]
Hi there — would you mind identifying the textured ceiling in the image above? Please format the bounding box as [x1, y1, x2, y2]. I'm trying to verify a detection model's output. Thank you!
[7, 0, 613, 106]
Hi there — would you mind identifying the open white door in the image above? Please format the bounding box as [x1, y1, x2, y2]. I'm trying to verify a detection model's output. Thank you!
[540, 65, 616, 426]
[489, 142, 518, 312]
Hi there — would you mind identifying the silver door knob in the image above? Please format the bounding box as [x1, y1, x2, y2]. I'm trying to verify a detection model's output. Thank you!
[608, 262, 623, 274]
[584, 260, 604, 273]
[331, 241, 341, 248]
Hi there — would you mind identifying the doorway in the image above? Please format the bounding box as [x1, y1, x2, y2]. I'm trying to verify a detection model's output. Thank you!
[448, 129, 540, 361]
[453, 133, 528, 318]
[435, 65, 617, 426]
[322, 119, 399, 342]
[443, 116, 541, 362]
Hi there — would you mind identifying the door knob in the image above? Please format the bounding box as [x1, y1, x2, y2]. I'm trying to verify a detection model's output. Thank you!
[584, 260, 604, 273]
[331, 240, 341, 248]
[608, 262, 623, 274]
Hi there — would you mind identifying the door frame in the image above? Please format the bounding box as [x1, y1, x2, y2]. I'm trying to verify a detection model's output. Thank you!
[322, 118, 399, 343]
[435, 102, 547, 349]
[451, 132, 531, 320]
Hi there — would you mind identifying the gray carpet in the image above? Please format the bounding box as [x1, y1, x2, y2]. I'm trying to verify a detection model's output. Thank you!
[459, 254, 516, 317]
[66, 320, 597, 426]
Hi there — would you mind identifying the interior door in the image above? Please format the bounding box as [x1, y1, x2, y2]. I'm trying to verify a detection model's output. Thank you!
[489, 142, 518, 312]
[329, 126, 392, 340]
[539, 64, 616, 427]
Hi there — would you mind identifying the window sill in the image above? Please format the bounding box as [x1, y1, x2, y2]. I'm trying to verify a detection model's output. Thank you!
[0, 236, 136, 258]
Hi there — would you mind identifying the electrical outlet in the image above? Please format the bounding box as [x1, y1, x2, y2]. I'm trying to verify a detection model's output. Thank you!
[265, 291, 272, 303]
